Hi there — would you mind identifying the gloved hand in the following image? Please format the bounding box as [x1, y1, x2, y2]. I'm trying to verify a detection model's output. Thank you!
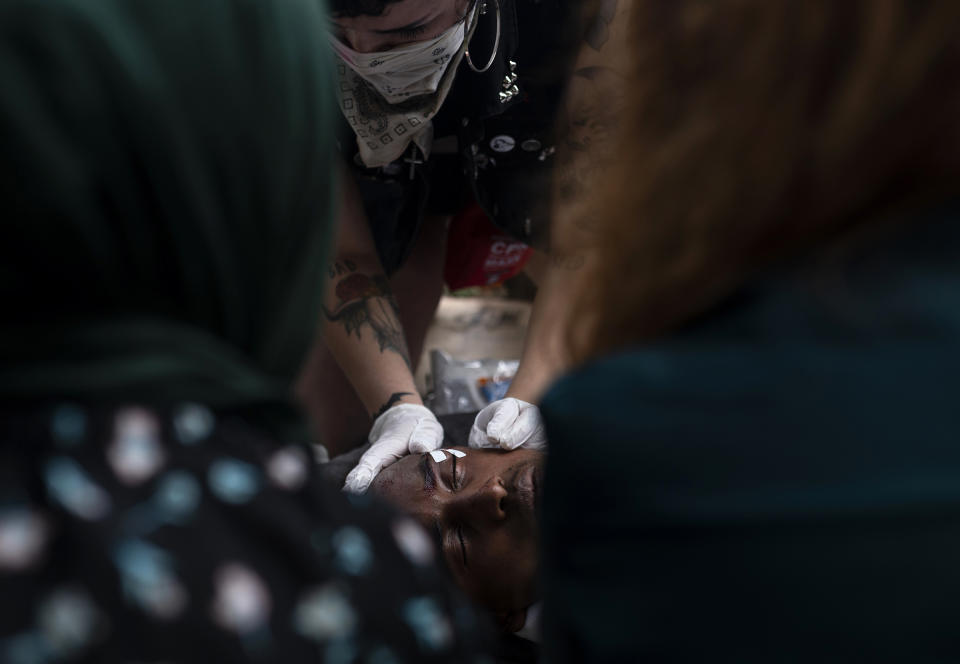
[468, 397, 548, 451]
[343, 403, 444, 494]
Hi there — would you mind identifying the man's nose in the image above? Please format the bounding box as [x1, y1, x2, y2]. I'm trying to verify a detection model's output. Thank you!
[446, 478, 508, 524]
[340, 29, 386, 54]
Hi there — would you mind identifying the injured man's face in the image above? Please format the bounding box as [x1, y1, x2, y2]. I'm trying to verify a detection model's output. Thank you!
[369, 446, 543, 631]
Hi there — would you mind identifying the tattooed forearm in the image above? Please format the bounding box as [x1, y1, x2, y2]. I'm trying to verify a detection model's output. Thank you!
[550, 252, 586, 271]
[372, 392, 415, 419]
[557, 0, 630, 207]
[584, 0, 618, 51]
[556, 65, 627, 209]
[322, 272, 412, 368]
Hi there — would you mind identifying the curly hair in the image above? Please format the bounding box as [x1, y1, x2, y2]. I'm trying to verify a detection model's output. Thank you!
[566, 0, 960, 363]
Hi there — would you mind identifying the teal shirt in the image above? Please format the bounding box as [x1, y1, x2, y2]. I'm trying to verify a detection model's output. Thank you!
[540, 209, 960, 662]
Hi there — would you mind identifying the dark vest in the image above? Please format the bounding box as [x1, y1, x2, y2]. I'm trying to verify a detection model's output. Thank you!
[339, 0, 582, 272]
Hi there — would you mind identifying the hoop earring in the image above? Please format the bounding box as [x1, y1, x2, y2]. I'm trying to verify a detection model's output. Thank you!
[464, 0, 501, 74]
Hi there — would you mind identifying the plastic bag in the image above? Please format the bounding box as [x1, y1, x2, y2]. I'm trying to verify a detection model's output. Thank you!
[427, 350, 519, 415]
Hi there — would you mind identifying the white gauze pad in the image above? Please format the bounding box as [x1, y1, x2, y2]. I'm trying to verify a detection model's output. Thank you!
[446, 449, 466, 458]
[429, 450, 447, 463]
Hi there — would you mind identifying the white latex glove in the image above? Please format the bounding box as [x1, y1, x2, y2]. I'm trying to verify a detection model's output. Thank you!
[468, 397, 548, 451]
[343, 404, 444, 494]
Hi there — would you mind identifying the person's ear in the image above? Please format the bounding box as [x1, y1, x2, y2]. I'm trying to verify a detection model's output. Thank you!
[494, 607, 528, 633]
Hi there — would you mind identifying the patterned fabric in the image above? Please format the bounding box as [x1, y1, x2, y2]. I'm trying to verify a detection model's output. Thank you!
[0, 404, 491, 663]
[331, 3, 479, 168]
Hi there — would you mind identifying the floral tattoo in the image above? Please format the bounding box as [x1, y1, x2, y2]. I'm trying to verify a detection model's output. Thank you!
[323, 272, 412, 368]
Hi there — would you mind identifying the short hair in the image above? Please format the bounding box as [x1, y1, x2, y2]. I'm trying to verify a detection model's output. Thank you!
[329, 0, 405, 18]
[330, 0, 477, 19]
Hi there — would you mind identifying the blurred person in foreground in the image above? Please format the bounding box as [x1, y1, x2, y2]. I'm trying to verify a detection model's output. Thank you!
[0, 0, 487, 661]
[537, 1, 960, 661]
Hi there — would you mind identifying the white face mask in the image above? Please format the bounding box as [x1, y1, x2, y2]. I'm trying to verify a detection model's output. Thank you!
[329, 15, 469, 104]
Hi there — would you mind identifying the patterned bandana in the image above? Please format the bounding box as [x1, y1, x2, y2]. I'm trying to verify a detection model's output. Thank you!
[331, 4, 480, 168]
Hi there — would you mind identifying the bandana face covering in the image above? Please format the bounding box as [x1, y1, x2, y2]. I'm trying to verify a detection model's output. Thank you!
[330, 19, 466, 104]
[331, 4, 480, 168]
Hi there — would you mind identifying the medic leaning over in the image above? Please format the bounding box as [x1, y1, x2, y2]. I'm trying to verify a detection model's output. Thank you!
[297, 0, 631, 492]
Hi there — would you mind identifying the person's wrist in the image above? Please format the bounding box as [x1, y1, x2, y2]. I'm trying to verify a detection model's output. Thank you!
[370, 390, 422, 420]
[504, 374, 544, 405]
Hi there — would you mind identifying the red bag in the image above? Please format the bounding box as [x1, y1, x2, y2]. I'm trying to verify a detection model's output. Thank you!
[444, 203, 533, 290]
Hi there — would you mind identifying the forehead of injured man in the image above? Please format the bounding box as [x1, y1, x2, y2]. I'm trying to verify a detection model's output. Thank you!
[369, 445, 543, 631]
